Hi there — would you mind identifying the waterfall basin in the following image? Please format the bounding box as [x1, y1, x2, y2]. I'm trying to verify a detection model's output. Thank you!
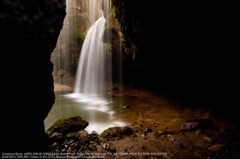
[44, 91, 126, 134]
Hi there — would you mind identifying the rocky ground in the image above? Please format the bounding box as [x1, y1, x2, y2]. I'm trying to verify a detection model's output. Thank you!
[46, 118, 240, 159]
[46, 84, 240, 159]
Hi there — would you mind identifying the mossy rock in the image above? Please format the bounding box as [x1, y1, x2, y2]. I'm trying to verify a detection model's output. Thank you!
[47, 116, 88, 134]
[99, 127, 120, 139]
[99, 126, 133, 139]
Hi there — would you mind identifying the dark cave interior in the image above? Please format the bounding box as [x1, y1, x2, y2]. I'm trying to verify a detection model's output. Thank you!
[1, 0, 239, 153]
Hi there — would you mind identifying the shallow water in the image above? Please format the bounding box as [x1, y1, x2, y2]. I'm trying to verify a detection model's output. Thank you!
[44, 91, 126, 134]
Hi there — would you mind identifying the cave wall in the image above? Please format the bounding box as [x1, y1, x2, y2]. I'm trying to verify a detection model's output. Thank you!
[1, 0, 66, 152]
[113, 1, 238, 114]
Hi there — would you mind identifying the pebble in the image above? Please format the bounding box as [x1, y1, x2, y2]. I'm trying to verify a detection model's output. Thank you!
[119, 105, 131, 109]
[193, 151, 202, 158]
[49, 142, 59, 150]
[167, 134, 176, 142]
[92, 131, 99, 136]
[65, 133, 75, 139]
[195, 129, 204, 135]
[49, 132, 64, 141]
[208, 144, 225, 152]
[128, 123, 134, 126]
[203, 137, 213, 143]
[102, 143, 110, 150]
[144, 128, 152, 133]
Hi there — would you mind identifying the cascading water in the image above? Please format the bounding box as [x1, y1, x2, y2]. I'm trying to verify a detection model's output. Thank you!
[74, 16, 109, 97]
[69, 0, 112, 105]
[46, 0, 125, 134]
[65, 0, 125, 133]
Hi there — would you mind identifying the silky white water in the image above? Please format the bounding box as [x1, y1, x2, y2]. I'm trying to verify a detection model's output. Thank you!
[74, 16, 108, 96]
[46, 0, 125, 134]
[64, 0, 125, 133]
[65, 15, 124, 133]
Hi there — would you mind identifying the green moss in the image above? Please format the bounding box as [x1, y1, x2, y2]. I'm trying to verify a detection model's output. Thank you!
[98, 127, 119, 139]
[98, 126, 133, 140]
[47, 116, 88, 134]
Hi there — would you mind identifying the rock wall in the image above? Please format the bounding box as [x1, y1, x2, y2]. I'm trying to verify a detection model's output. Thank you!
[112, 1, 238, 116]
[1, 0, 66, 152]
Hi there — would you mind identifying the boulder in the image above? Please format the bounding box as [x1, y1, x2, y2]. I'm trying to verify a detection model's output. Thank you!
[47, 116, 88, 134]
[99, 126, 133, 139]
[194, 137, 212, 149]
[181, 119, 214, 131]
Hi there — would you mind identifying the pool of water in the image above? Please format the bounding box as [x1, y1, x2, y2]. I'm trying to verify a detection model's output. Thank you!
[44, 91, 126, 134]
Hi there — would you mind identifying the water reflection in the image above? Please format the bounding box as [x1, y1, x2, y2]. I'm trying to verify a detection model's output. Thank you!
[44, 92, 126, 134]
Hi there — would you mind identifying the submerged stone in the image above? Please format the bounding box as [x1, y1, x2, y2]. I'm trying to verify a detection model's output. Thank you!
[47, 116, 88, 134]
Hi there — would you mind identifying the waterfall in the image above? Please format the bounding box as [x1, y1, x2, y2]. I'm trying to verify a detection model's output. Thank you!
[68, 0, 112, 104]
[74, 16, 110, 97]
[47, 0, 126, 133]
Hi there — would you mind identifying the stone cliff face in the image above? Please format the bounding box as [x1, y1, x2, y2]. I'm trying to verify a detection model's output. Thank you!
[1, 0, 66, 152]
[112, 1, 238, 118]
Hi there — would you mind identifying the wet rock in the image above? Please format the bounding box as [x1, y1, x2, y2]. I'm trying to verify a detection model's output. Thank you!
[144, 128, 152, 133]
[46, 131, 53, 136]
[155, 131, 168, 137]
[92, 131, 99, 136]
[49, 142, 59, 150]
[208, 144, 225, 152]
[128, 123, 134, 126]
[120, 127, 133, 135]
[88, 134, 98, 142]
[47, 116, 89, 134]
[167, 134, 176, 142]
[195, 129, 204, 135]
[66, 133, 75, 139]
[71, 143, 80, 150]
[141, 134, 147, 140]
[132, 134, 138, 138]
[181, 119, 214, 131]
[119, 105, 131, 109]
[203, 137, 213, 143]
[106, 90, 115, 97]
[100, 127, 120, 139]
[49, 132, 64, 141]
[102, 143, 110, 150]
[195, 138, 212, 149]
[110, 148, 117, 153]
[75, 130, 88, 140]
[98, 137, 104, 143]
[99, 127, 133, 140]
[89, 144, 97, 151]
